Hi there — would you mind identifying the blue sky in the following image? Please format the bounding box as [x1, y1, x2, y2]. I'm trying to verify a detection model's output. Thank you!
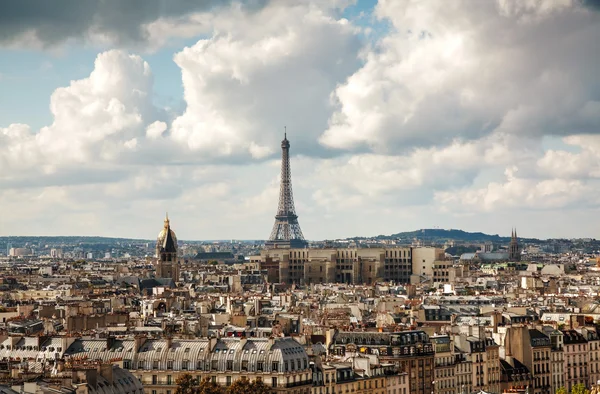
[1, 0, 600, 240]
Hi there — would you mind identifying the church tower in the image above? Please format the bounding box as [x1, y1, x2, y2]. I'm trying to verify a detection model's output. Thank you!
[156, 213, 179, 282]
[508, 228, 521, 262]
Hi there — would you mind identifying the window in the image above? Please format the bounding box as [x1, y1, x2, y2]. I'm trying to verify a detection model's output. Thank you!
[153, 360, 159, 369]
[167, 361, 173, 370]
[272, 362, 279, 372]
[212, 360, 218, 370]
[197, 361, 203, 370]
[227, 360, 233, 370]
[182, 361, 189, 370]
[138, 361, 144, 370]
[257, 361, 264, 372]
[167, 375, 172, 385]
[242, 360, 248, 371]
[124, 360, 131, 369]
[226, 376, 232, 386]
[272, 377, 278, 387]
[152, 375, 157, 385]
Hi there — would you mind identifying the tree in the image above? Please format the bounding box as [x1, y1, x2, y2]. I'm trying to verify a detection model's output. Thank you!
[247, 378, 270, 394]
[198, 378, 226, 394]
[571, 383, 590, 394]
[226, 377, 270, 394]
[175, 375, 225, 394]
[556, 387, 567, 394]
[175, 374, 197, 394]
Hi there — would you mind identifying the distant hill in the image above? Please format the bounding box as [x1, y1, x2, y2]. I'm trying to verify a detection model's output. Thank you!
[353, 229, 541, 244]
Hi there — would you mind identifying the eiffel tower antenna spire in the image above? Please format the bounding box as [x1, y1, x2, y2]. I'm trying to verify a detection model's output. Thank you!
[265, 131, 308, 249]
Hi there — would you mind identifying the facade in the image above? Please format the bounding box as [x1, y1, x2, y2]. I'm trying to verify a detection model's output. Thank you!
[454, 352, 473, 394]
[329, 331, 434, 394]
[259, 247, 418, 285]
[411, 247, 445, 280]
[431, 335, 456, 394]
[562, 329, 588, 392]
[503, 327, 551, 394]
[454, 332, 501, 394]
[581, 327, 600, 388]
[57, 336, 311, 394]
[541, 326, 565, 394]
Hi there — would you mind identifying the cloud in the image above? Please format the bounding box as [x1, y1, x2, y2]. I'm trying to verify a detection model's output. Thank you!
[434, 166, 600, 213]
[320, 0, 600, 153]
[0, 0, 267, 49]
[3, 0, 600, 240]
[0, 50, 165, 185]
[170, 1, 362, 159]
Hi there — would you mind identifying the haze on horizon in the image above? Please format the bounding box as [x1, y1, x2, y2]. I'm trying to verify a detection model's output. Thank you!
[1, 0, 600, 241]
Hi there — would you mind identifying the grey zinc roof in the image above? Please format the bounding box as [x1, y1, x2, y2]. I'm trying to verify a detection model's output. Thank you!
[59, 337, 309, 374]
[64, 339, 136, 362]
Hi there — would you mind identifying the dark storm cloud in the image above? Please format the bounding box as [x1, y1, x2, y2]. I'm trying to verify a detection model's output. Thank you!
[582, 0, 600, 10]
[0, 0, 266, 46]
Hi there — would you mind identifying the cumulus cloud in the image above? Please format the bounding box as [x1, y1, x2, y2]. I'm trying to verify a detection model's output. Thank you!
[320, 0, 600, 152]
[170, 1, 362, 159]
[434, 167, 600, 213]
[0, 50, 166, 186]
[0, 0, 267, 49]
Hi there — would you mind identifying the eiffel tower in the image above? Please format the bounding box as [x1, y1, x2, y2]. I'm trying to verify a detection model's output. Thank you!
[265, 132, 308, 249]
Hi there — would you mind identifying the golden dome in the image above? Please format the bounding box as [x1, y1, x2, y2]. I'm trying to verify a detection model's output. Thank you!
[156, 213, 177, 255]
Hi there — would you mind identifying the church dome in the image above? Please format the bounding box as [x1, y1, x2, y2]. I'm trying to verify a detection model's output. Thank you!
[156, 214, 177, 256]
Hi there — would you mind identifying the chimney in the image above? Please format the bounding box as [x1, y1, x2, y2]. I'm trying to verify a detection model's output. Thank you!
[106, 336, 116, 350]
[134, 335, 147, 351]
[209, 337, 218, 352]
[166, 336, 173, 350]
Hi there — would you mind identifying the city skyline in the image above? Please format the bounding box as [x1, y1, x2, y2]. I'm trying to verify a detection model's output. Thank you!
[1, 1, 600, 240]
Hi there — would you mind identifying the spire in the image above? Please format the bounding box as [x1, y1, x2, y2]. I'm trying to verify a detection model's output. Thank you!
[164, 212, 170, 228]
[162, 227, 177, 253]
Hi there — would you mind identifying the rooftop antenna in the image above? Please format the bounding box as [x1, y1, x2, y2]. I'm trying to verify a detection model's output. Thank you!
[284, 126, 287, 139]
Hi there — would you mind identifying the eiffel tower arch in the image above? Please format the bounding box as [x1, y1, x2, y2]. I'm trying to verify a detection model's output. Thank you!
[265, 133, 308, 249]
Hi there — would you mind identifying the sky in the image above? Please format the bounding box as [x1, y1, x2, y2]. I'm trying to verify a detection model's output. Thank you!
[1, 0, 600, 241]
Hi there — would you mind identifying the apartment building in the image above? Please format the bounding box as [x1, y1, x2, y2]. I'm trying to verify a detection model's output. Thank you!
[329, 331, 434, 394]
[580, 327, 600, 388]
[259, 247, 445, 285]
[431, 335, 456, 394]
[562, 330, 588, 392]
[541, 326, 565, 394]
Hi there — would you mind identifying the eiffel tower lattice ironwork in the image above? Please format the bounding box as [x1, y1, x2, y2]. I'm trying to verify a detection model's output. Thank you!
[265, 132, 308, 249]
